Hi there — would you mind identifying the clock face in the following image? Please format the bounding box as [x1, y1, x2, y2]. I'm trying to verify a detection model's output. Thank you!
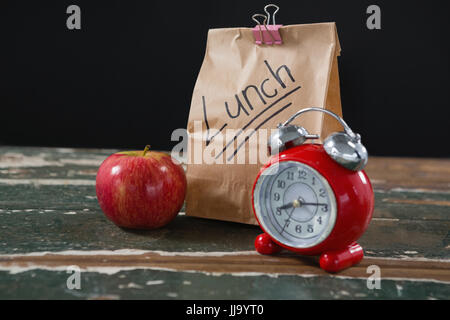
[253, 161, 337, 249]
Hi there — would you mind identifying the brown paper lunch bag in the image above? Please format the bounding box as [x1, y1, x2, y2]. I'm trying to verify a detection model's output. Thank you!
[186, 22, 343, 225]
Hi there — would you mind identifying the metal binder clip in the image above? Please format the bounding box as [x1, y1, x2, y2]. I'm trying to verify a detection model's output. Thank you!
[264, 4, 279, 25]
[252, 4, 283, 45]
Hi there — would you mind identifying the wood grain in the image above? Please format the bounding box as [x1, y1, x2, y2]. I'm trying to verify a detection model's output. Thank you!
[1, 147, 449, 299]
[366, 156, 450, 192]
[1, 252, 449, 283]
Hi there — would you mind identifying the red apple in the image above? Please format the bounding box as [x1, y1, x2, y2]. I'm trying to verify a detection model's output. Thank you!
[96, 146, 187, 229]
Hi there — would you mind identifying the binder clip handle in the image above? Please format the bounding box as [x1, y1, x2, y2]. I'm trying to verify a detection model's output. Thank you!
[252, 14, 270, 45]
[252, 5, 283, 45]
[264, 4, 279, 25]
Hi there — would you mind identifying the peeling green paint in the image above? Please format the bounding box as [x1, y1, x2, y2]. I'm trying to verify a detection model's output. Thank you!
[0, 147, 449, 299]
[0, 269, 448, 300]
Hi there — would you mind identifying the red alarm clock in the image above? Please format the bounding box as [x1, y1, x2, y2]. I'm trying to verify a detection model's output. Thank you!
[252, 107, 374, 272]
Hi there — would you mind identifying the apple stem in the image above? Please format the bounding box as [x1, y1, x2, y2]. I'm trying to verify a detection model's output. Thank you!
[143, 145, 151, 156]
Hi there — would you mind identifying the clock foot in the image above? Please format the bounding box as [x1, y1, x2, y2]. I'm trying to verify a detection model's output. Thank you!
[319, 242, 364, 273]
[255, 233, 282, 255]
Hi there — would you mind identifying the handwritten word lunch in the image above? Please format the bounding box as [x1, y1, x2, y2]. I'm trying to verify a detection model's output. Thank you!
[202, 59, 299, 144]
[171, 60, 302, 165]
[201, 60, 301, 159]
[170, 60, 302, 165]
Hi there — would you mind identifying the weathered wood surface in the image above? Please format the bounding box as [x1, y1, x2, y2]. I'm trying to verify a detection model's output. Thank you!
[0, 146, 449, 299]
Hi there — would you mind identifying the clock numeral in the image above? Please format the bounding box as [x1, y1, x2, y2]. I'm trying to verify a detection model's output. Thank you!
[287, 172, 294, 180]
[274, 193, 281, 201]
[312, 177, 316, 185]
[276, 207, 282, 216]
[319, 188, 326, 197]
[284, 219, 291, 227]
[298, 170, 307, 180]
[321, 204, 328, 212]
[295, 225, 302, 233]
[277, 180, 286, 189]
[317, 216, 323, 225]
[307, 225, 314, 233]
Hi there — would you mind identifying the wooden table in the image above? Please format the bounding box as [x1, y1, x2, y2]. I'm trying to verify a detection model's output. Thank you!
[0, 146, 448, 299]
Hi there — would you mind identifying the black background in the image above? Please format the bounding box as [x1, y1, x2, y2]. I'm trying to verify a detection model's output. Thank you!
[1, 300, 438, 318]
[0, 0, 449, 157]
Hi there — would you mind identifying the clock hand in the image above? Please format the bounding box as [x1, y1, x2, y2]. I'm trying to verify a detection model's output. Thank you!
[277, 203, 293, 210]
[277, 199, 326, 210]
[281, 207, 296, 234]
[277, 199, 302, 211]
